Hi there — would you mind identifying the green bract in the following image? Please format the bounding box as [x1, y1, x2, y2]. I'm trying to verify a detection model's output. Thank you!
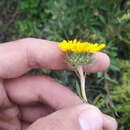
[66, 51, 91, 68]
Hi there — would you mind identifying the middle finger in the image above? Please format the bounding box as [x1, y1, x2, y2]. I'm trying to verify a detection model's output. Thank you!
[5, 75, 81, 109]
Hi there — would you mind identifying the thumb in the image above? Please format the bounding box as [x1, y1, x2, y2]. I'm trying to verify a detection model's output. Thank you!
[26, 104, 103, 130]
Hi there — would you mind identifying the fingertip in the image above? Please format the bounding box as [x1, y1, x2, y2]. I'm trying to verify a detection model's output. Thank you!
[84, 52, 110, 73]
[103, 114, 118, 130]
[78, 104, 103, 130]
[92, 52, 110, 72]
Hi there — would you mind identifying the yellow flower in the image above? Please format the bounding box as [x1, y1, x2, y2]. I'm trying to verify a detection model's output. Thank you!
[58, 40, 106, 53]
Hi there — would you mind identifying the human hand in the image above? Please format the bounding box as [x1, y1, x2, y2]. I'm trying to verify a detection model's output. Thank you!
[0, 38, 117, 130]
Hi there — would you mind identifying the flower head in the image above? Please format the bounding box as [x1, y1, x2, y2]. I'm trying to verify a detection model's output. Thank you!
[58, 39, 106, 53]
[58, 39, 106, 68]
[58, 39, 106, 103]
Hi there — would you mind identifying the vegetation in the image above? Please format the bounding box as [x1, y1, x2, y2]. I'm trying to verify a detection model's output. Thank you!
[0, 0, 130, 129]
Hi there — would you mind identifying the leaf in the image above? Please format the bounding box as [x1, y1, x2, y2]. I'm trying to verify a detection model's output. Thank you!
[106, 76, 118, 84]
[97, 72, 103, 78]
[98, 15, 106, 24]
[109, 64, 120, 71]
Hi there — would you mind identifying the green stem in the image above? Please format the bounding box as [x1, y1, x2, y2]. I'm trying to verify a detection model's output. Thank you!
[77, 66, 87, 103]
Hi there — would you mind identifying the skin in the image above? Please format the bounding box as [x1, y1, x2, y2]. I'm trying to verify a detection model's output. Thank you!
[0, 38, 117, 130]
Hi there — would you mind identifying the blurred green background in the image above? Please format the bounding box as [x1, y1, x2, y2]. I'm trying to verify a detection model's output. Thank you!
[0, 0, 130, 129]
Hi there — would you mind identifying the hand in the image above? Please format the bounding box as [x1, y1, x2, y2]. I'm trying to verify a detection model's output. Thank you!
[0, 38, 117, 130]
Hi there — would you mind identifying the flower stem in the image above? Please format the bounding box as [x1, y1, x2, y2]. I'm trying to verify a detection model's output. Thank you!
[77, 66, 87, 103]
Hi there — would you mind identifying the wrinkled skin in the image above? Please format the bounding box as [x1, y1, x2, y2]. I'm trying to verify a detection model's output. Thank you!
[0, 38, 117, 130]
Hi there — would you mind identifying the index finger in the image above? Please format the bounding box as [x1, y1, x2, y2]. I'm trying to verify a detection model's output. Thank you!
[0, 38, 109, 79]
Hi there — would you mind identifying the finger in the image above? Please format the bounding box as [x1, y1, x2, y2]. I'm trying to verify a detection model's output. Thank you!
[83, 52, 110, 73]
[0, 79, 21, 130]
[0, 79, 12, 108]
[0, 118, 21, 130]
[26, 104, 103, 130]
[103, 114, 117, 130]
[0, 38, 109, 79]
[0, 106, 21, 130]
[5, 75, 82, 109]
[20, 104, 54, 122]
[22, 121, 30, 130]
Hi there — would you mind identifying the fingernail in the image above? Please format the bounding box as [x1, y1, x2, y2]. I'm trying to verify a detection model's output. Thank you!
[79, 109, 102, 130]
[79, 110, 91, 130]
